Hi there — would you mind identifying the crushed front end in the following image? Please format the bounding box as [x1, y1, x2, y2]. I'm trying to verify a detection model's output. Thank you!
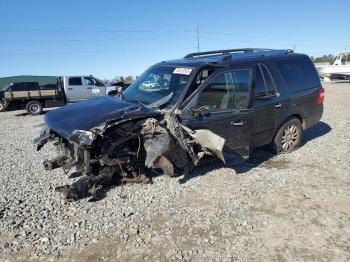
[34, 96, 225, 201]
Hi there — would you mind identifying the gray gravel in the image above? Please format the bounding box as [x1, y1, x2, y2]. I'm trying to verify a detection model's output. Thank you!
[0, 81, 349, 261]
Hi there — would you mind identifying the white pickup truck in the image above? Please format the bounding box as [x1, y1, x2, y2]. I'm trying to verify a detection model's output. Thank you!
[62, 75, 118, 102]
[0, 75, 120, 115]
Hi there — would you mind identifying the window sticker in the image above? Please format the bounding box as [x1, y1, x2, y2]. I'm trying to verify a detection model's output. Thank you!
[173, 67, 192, 75]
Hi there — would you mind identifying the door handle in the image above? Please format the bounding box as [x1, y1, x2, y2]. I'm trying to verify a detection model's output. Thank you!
[86, 87, 92, 90]
[67, 88, 73, 90]
[274, 103, 282, 108]
[231, 120, 244, 126]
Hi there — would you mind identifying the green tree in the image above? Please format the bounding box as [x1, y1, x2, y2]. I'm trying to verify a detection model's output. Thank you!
[314, 54, 335, 63]
[125, 76, 134, 84]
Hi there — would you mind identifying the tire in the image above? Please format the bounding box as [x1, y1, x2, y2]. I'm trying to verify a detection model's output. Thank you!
[0, 101, 5, 112]
[272, 118, 303, 154]
[26, 101, 43, 116]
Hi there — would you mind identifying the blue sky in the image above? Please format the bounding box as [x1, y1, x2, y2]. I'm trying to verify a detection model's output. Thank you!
[0, 0, 349, 79]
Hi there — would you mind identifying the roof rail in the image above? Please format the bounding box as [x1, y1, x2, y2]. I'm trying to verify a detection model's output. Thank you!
[184, 48, 293, 59]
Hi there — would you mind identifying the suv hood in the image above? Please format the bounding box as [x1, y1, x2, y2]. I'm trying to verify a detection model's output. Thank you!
[44, 96, 158, 139]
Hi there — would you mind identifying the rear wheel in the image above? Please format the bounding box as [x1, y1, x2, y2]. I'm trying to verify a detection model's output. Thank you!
[26, 100, 43, 116]
[273, 118, 303, 154]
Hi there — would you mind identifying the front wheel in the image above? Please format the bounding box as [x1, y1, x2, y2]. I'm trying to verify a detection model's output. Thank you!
[26, 100, 43, 116]
[0, 101, 5, 112]
[273, 118, 303, 154]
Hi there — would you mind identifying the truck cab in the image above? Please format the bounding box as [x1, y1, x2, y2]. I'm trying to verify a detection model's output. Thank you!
[63, 76, 115, 102]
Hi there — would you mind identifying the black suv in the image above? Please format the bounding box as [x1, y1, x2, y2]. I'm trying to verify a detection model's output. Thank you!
[35, 48, 324, 200]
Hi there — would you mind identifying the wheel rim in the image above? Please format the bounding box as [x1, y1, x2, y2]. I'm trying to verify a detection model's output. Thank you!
[281, 124, 299, 151]
[30, 104, 40, 113]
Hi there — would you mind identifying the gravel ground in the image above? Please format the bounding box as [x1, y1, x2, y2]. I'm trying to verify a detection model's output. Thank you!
[0, 81, 349, 261]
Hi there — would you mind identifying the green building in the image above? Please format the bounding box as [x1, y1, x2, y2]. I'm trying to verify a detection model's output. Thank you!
[0, 75, 58, 90]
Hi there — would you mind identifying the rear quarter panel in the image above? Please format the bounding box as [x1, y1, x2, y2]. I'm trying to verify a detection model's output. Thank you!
[268, 56, 323, 131]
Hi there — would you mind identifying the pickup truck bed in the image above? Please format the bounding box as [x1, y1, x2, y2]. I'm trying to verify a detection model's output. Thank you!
[0, 82, 66, 115]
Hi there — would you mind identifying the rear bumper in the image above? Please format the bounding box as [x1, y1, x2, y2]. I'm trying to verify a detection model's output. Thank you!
[304, 105, 323, 129]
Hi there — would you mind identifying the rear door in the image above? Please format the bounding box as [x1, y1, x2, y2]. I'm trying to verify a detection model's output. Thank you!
[179, 66, 254, 159]
[251, 63, 279, 147]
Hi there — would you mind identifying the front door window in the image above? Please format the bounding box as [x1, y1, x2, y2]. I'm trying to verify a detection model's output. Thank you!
[196, 69, 252, 112]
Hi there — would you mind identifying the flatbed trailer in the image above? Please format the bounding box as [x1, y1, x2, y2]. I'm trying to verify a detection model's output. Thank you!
[0, 81, 65, 115]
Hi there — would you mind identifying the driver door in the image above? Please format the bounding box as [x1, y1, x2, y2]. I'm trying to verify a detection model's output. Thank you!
[179, 67, 254, 159]
[83, 77, 105, 98]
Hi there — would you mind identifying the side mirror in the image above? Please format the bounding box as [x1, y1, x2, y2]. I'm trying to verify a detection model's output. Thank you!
[191, 105, 210, 118]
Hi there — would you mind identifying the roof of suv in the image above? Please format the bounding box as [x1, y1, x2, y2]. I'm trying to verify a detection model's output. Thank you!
[160, 48, 302, 67]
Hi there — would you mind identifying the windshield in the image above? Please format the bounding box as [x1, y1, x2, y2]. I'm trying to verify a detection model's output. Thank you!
[123, 65, 192, 109]
[4, 84, 13, 91]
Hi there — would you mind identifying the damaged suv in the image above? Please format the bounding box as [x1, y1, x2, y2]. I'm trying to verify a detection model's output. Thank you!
[35, 48, 324, 200]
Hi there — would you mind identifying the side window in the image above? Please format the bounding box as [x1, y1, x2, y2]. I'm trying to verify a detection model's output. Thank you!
[26, 82, 39, 91]
[276, 57, 320, 92]
[83, 77, 95, 86]
[255, 65, 267, 97]
[5, 84, 13, 91]
[11, 83, 26, 91]
[231, 70, 252, 108]
[183, 67, 215, 101]
[68, 77, 82, 86]
[93, 78, 105, 87]
[197, 73, 228, 112]
[197, 69, 252, 112]
[261, 65, 275, 95]
[254, 64, 276, 98]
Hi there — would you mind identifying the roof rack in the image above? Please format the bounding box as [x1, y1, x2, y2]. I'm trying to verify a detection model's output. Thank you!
[184, 48, 293, 59]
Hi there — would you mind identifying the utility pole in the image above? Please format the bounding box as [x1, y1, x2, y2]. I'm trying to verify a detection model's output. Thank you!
[196, 21, 200, 52]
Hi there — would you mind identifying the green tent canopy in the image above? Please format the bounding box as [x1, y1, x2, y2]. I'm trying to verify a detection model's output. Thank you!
[0, 75, 58, 90]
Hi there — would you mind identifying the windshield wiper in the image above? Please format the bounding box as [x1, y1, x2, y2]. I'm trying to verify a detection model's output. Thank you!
[148, 92, 174, 109]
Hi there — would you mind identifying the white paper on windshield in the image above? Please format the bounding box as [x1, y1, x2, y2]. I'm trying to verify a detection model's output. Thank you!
[173, 67, 192, 75]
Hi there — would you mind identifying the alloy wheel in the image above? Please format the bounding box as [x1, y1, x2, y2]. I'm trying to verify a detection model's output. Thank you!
[281, 124, 300, 151]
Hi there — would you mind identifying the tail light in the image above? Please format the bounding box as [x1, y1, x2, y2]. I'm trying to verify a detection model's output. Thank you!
[317, 87, 325, 105]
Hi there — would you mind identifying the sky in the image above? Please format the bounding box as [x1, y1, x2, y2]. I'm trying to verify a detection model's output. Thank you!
[0, 0, 349, 79]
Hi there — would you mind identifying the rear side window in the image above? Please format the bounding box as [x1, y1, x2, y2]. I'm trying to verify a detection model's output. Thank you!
[69, 77, 82, 86]
[11, 83, 27, 91]
[277, 57, 320, 92]
[255, 64, 276, 98]
[26, 82, 39, 90]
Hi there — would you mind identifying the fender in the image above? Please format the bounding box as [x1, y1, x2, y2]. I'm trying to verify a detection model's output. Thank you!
[275, 106, 306, 132]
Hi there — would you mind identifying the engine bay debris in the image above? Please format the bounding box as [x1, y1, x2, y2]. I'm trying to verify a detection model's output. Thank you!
[35, 101, 226, 201]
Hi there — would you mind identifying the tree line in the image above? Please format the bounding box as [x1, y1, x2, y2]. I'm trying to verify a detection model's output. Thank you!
[103, 75, 136, 85]
[310, 54, 350, 64]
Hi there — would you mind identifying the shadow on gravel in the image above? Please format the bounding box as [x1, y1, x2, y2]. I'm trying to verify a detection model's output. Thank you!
[68, 171, 83, 179]
[302, 121, 331, 146]
[179, 121, 331, 183]
[14, 111, 49, 117]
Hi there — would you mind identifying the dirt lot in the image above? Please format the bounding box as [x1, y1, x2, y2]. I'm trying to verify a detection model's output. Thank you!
[0, 81, 349, 261]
